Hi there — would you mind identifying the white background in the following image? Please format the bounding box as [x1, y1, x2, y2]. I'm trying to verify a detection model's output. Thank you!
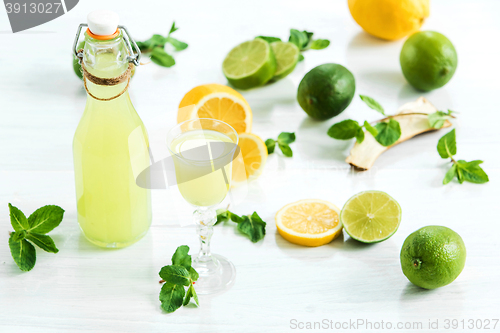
[1, 0, 499, 332]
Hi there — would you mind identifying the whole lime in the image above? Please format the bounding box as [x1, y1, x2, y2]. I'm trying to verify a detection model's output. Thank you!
[400, 226, 466, 289]
[297, 63, 355, 120]
[400, 31, 458, 91]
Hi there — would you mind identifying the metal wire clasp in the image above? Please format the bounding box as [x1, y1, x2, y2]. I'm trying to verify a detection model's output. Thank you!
[72, 23, 142, 66]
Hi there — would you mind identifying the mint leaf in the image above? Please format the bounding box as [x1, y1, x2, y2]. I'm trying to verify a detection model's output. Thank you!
[456, 160, 489, 184]
[189, 266, 199, 282]
[237, 212, 266, 243]
[159, 265, 191, 286]
[27, 205, 64, 234]
[456, 166, 464, 184]
[310, 39, 330, 50]
[266, 133, 295, 156]
[428, 111, 451, 129]
[278, 143, 293, 157]
[11, 230, 26, 242]
[167, 37, 188, 51]
[289, 29, 309, 49]
[303, 31, 314, 49]
[169, 22, 179, 35]
[215, 208, 230, 225]
[355, 127, 365, 144]
[437, 129, 457, 159]
[327, 119, 361, 140]
[443, 164, 457, 185]
[137, 34, 167, 52]
[9, 234, 36, 272]
[277, 132, 296, 145]
[363, 121, 378, 137]
[374, 119, 401, 146]
[298, 54, 304, 62]
[171, 245, 191, 270]
[360, 95, 385, 115]
[265, 139, 276, 154]
[159, 282, 185, 313]
[216, 210, 267, 242]
[183, 284, 199, 306]
[151, 47, 176, 67]
[256, 36, 281, 43]
[25, 233, 58, 253]
[227, 211, 245, 224]
[191, 285, 199, 306]
[9, 203, 28, 232]
[135, 41, 148, 51]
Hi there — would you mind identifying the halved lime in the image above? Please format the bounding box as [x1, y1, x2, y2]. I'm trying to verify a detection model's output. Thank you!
[270, 41, 299, 80]
[222, 38, 276, 90]
[340, 191, 402, 243]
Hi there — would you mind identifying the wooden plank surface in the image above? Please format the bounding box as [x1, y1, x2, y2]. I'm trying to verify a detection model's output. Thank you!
[1, 0, 499, 332]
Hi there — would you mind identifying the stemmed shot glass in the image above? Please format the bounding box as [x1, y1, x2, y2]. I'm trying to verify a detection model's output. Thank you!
[167, 118, 239, 294]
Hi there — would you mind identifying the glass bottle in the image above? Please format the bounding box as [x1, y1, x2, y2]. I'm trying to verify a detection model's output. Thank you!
[72, 11, 151, 248]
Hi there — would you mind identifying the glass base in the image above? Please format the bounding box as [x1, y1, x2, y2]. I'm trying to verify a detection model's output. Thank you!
[192, 254, 236, 295]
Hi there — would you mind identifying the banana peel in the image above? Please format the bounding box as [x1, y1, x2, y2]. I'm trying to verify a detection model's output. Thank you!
[346, 97, 452, 170]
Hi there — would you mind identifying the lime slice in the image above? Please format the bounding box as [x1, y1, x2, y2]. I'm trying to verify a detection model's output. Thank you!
[222, 39, 276, 90]
[270, 41, 299, 80]
[340, 191, 402, 243]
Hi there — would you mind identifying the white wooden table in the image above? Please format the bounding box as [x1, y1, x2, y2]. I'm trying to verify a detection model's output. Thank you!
[1, 0, 499, 332]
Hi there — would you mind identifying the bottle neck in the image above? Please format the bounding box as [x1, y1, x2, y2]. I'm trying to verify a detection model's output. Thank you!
[83, 31, 130, 101]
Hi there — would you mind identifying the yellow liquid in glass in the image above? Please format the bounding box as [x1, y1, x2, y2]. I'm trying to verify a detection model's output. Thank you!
[170, 130, 233, 207]
[73, 51, 152, 248]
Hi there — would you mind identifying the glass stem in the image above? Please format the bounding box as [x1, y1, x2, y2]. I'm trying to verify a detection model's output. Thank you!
[193, 207, 217, 264]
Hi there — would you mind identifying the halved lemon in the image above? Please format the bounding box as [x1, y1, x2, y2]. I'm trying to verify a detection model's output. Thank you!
[177, 83, 252, 134]
[340, 190, 402, 243]
[276, 199, 343, 247]
[232, 133, 268, 185]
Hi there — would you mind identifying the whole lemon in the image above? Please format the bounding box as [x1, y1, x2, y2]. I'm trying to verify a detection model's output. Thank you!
[348, 0, 430, 41]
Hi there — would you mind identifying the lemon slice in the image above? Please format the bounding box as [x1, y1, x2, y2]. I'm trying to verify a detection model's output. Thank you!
[177, 83, 252, 134]
[222, 39, 277, 89]
[232, 133, 268, 185]
[276, 199, 343, 247]
[340, 190, 402, 243]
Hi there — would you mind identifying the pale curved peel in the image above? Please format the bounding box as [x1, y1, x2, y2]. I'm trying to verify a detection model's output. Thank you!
[345, 97, 452, 170]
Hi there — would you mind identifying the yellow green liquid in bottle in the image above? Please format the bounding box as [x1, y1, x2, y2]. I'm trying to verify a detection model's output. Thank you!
[73, 32, 152, 248]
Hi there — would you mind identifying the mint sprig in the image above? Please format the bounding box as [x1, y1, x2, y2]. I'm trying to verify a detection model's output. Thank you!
[136, 21, 188, 68]
[288, 29, 329, 52]
[215, 208, 266, 243]
[265, 132, 296, 157]
[159, 245, 199, 313]
[256, 29, 329, 62]
[328, 95, 454, 147]
[328, 95, 400, 146]
[437, 129, 489, 185]
[8, 203, 64, 271]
